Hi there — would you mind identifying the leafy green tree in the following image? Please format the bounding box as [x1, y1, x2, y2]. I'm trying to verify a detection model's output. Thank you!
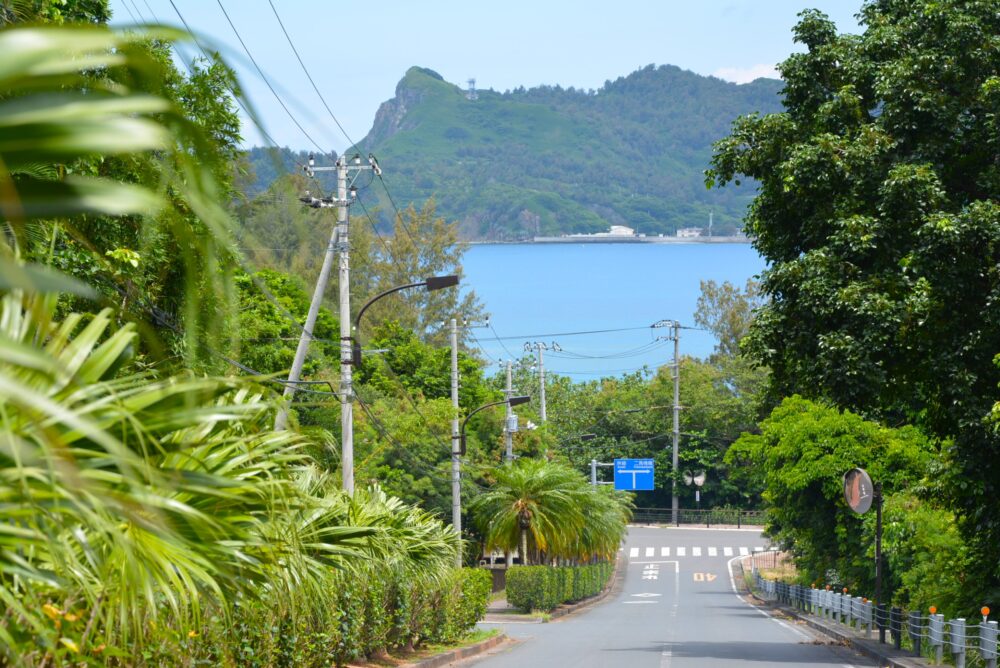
[708, 1, 1000, 598]
[471, 459, 630, 564]
[694, 278, 764, 360]
[727, 396, 935, 593]
[234, 268, 338, 377]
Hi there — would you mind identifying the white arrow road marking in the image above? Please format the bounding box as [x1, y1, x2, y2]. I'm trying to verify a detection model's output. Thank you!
[724, 547, 733, 556]
[708, 547, 718, 556]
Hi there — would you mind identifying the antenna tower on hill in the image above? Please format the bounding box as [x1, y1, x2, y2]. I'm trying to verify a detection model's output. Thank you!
[466, 78, 478, 101]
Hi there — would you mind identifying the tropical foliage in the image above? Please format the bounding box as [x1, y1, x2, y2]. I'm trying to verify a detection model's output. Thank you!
[471, 459, 632, 565]
[0, 17, 483, 666]
[708, 0, 1000, 605]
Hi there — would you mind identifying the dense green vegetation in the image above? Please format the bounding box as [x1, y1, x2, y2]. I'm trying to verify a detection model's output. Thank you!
[0, 9, 493, 666]
[5, 0, 1000, 662]
[505, 563, 614, 613]
[710, 0, 1000, 613]
[246, 65, 783, 240]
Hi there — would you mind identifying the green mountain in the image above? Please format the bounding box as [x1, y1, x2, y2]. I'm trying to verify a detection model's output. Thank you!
[248, 65, 784, 239]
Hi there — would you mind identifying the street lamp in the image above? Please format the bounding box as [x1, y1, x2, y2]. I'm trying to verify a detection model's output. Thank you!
[351, 275, 459, 366]
[683, 470, 707, 508]
[460, 395, 530, 455]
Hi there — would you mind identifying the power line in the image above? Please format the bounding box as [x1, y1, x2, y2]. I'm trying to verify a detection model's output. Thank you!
[486, 325, 660, 341]
[165, 0, 289, 154]
[487, 320, 519, 360]
[214, 0, 331, 154]
[550, 340, 669, 360]
[266, 0, 359, 152]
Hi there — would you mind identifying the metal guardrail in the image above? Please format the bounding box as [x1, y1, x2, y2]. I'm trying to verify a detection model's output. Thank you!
[752, 570, 997, 668]
[631, 507, 765, 528]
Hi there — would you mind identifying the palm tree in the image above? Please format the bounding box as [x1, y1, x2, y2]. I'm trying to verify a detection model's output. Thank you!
[472, 459, 591, 565]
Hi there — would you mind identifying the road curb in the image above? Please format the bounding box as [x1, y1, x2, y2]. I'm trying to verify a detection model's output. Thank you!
[759, 599, 933, 668]
[548, 554, 626, 621]
[401, 633, 510, 668]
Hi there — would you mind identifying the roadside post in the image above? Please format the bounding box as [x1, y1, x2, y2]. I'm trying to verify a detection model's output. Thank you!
[844, 467, 886, 642]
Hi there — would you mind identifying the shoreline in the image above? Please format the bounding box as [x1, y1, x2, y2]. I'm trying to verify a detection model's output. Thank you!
[467, 236, 751, 246]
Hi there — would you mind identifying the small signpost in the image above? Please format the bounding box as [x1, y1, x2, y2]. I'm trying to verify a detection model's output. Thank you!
[614, 458, 655, 491]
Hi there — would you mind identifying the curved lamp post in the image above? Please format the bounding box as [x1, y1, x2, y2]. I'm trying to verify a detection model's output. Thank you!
[460, 395, 530, 455]
[351, 274, 459, 366]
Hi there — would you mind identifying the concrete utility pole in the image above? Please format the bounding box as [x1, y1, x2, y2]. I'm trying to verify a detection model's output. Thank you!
[503, 361, 514, 463]
[275, 154, 379, 496]
[654, 320, 681, 525]
[524, 341, 560, 422]
[450, 318, 462, 565]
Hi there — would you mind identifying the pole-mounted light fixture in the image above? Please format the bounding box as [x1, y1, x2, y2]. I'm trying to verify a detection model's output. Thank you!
[351, 275, 460, 366]
[460, 395, 530, 455]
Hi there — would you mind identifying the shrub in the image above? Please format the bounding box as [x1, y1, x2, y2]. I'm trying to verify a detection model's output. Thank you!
[506, 562, 613, 612]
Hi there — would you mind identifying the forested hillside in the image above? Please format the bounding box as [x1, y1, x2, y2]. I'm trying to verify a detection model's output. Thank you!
[246, 65, 783, 239]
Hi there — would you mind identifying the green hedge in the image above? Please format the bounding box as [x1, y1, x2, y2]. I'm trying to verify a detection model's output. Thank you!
[506, 562, 614, 613]
[170, 566, 492, 667]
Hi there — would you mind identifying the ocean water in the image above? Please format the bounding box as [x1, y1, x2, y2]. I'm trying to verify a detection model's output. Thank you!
[460, 243, 766, 379]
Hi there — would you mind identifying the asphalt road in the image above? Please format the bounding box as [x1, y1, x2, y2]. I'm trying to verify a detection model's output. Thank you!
[473, 526, 875, 668]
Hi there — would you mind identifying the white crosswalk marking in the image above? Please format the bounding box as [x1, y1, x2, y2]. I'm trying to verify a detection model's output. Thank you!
[629, 547, 639, 558]
[645, 547, 655, 557]
[739, 547, 749, 556]
[724, 547, 733, 556]
[692, 547, 702, 556]
[661, 547, 670, 557]
[676, 547, 686, 557]
[753, 546, 764, 552]
[708, 547, 718, 556]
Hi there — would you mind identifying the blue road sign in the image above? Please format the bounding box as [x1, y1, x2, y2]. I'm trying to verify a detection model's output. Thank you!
[614, 458, 655, 491]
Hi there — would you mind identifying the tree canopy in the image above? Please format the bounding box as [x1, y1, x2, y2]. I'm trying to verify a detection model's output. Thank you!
[708, 0, 1000, 597]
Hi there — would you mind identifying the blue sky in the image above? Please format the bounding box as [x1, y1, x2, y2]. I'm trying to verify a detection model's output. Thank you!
[110, 1, 863, 152]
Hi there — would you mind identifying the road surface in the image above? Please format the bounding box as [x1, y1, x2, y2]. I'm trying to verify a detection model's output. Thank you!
[473, 526, 872, 667]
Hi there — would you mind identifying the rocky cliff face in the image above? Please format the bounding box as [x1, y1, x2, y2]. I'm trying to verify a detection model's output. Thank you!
[364, 67, 448, 148]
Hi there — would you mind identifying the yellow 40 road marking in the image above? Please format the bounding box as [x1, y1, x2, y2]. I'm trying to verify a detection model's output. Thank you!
[693, 573, 717, 582]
